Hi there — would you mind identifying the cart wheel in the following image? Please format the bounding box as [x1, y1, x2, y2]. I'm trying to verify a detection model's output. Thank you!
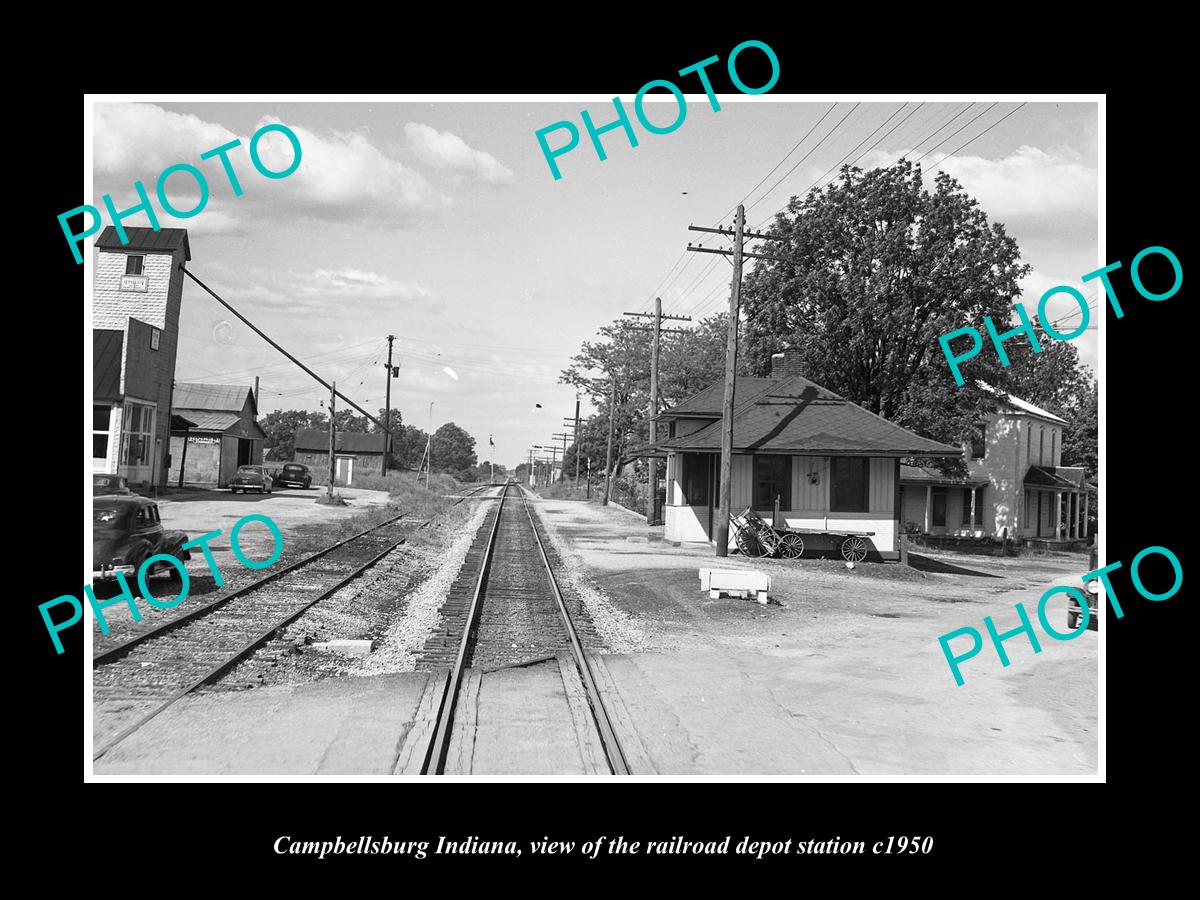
[736, 530, 765, 557]
[779, 532, 805, 559]
[841, 536, 868, 563]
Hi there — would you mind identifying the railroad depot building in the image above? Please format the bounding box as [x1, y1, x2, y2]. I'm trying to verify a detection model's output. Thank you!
[92, 227, 191, 490]
[168, 383, 266, 487]
[898, 386, 1090, 544]
[294, 429, 386, 486]
[653, 351, 961, 559]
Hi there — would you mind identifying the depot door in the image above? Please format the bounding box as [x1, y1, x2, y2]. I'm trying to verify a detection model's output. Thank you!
[335, 455, 353, 486]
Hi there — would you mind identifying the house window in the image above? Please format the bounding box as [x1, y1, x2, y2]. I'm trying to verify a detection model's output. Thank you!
[1050, 430, 1056, 465]
[668, 421, 676, 439]
[753, 455, 791, 509]
[830, 457, 869, 512]
[120, 402, 155, 467]
[932, 488, 948, 527]
[681, 454, 711, 506]
[961, 488, 985, 527]
[970, 423, 986, 459]
[93, 405, 111, 462]
[1026, 425, 1032, 461]
[125, 255, 144, 276]
[1039, 427, 1045, 464]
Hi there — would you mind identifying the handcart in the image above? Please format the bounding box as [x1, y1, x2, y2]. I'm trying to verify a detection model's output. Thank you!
[731, 507, 874, 562]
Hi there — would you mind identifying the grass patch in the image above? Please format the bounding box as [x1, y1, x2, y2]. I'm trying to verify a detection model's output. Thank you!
[537, 482, 592, 501]
[337, 471, 465, 521]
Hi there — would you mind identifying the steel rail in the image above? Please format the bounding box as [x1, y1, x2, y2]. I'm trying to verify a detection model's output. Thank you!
[92, 484, 499, 762]
[518, 490, 631, 775]
[92, 512, 408, 666]
[93, 530, 412, 761]
[93, 484, 496, 666]
[419, 483, 510, 775]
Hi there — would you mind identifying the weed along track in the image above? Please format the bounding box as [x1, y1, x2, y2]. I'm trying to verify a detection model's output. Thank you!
[404, 482, 628, 776]
[92, 484, 496, 762]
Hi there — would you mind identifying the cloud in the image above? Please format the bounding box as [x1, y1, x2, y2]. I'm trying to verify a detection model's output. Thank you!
[203, 265, 440, 318]
[255, 115, 450, 223]
[404, 122, 515, 185]
[92, 103, 450, 230]
[856, 144, 1095, 221]
[934, 145, 1096, 220]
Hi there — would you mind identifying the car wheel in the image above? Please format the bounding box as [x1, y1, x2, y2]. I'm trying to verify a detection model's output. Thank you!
[1066, 606, 1080, 631]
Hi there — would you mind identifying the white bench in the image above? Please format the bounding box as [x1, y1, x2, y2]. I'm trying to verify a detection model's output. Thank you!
[698, 568, 771, 604]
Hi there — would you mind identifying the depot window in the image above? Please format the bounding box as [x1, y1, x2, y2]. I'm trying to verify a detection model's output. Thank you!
[93, 405, 111, 462]
[125, 255, 144, 276]
[830, 457, 869, 512]
[753, 455, 791, 509]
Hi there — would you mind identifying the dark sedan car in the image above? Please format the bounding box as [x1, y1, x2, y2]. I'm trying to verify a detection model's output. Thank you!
[93, 473, 132, 496]
[93, 496, 190, 579]
[275, 463, 313, 489]
[231, 464, 274, 494]
[1068, 544, 1100, 632]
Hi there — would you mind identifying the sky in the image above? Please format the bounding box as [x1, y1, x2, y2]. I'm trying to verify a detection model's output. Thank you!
[90, 98, 1099, 469]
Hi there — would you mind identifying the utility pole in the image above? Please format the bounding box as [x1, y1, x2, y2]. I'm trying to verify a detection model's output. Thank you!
[603, 374, 616, 506]
[685, 207, 786, 555]
[714, 207, 743, 556]
[382, 334, 395, 475]
[426, 401, 433, 490]
[327, 381, 337, 500]
[552, 432, 570, 483]
[624, 299, 690, 525]
[573, 393, 581, 487]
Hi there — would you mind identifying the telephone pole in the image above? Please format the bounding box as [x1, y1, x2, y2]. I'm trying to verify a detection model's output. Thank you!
[576, 393, 585, 489]
[382, 334, 395, 475]
[686, 206, 786, 556]
[624, 298, 690, 524]
[552, 432, 570, 483]
[603, 375, 616, 506]
[327, 381, 337, 500]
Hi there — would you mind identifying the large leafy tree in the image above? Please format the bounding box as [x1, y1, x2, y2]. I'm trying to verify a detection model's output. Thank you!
[333, 409, 369, 433]
[261, 409, 327, 461]
[560, 312, 744, 476]
[741, 160, 1032, 457]
[431, 422, 477, 474]
[392, 424, 429, 469]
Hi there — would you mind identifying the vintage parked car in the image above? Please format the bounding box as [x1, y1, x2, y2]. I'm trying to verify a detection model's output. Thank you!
[275, 463, 313, 489]
[1067, 544, 1100, 632]
[93, 496, 190, 580]
[93, 473, 132, 496]
[231, 464, 274, 494]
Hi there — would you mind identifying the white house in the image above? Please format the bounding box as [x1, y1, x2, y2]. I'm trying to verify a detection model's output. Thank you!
[898, 385, 1090, 543]
[652, 351, 963, 560]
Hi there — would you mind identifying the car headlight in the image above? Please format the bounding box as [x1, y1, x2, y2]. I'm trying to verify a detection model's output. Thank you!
[1086, 581, 1100, 595]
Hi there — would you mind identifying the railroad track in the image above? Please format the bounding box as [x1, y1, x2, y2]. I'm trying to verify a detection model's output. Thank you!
[92, 482, 499, 762]
[414, 481, 630, 775]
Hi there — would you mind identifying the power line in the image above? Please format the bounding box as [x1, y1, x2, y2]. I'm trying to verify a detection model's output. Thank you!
[911, 102, 999, 165]
[743, 102, 863, 217]
[923, 102, 1028, 175]
[718, 102, 839, 223]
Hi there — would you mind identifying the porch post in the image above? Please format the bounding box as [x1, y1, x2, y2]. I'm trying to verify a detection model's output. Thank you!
[969, 487, 977, 535]
[924, 485, 932, 532]
[1055, 490, 1063, 539]
[1083, 489, 1090, 540]
[1076, 490, 1083, 538]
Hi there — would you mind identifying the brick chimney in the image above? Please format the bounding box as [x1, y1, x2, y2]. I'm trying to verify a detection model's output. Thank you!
[770, 349, 804, 378]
